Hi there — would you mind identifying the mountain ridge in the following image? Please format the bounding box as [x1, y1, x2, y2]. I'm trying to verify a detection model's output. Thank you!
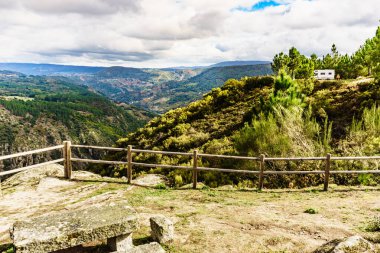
[0, 60, 271, 75]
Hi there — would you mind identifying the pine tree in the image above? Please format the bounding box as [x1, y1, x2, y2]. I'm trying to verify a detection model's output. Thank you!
[288, 47, 301, 79]
[271, 52, 290, 74]
[371, 27, 380, 80]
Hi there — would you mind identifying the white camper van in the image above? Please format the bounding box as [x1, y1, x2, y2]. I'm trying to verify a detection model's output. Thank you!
[314, 70, 335, 80]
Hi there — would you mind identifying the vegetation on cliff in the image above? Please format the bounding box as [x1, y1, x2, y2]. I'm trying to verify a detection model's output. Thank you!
[105, 74, 379, 187]
[0, 73, 153, 171]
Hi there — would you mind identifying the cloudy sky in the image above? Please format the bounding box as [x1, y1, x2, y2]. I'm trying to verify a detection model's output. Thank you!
[0, 0, 379, 67]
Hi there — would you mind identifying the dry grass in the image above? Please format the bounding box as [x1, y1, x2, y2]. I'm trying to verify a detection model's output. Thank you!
[126, 185, 380, 253]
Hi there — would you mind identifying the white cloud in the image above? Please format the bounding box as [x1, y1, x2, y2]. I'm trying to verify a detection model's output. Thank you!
[0, 0, 378, 67]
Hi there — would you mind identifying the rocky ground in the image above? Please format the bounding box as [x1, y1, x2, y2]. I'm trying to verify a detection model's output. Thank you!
[0, 164, 380, 252]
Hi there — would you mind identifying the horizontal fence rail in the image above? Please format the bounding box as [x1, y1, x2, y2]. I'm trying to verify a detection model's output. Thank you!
[1, 142, 379, 191]
[71, 144, 380, 191]
[197, 153, 259, 160]
[264, 157, 326, 161]
[0, 145, 64, 162]
[0, 144, 65, 177]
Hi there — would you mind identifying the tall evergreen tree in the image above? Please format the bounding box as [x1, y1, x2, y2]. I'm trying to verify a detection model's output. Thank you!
[288, 47, 301, 79]
[371, 27, 380, 80]
[271, 52, 290, 74]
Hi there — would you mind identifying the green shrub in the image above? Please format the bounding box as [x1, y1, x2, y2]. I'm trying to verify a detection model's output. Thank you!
[155, 183, 167, 190]
[366, 216, 380, 232]
[296, 79, 314, 95]
[304, 208, 318, 214]
[174, 175, 183, 187]
[0, 244, 14, 253]
[243, 76, 274, 90]
[358, 174, 377, 186]
[234, 105, 324, 157]
[201, 185, 210, 190]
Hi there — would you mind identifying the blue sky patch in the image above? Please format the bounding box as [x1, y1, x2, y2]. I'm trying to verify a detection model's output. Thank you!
[237, 0, 282, 12]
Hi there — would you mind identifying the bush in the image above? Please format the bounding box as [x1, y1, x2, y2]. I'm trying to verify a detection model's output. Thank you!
[366, 216, 380, 232]
[296, 79, 314, 95]
[155, 183, 167, 190]
[304, 208, 318, 214]
[244, 76, 274, 91]
[234, 105, 324, 157]
[174, 175, 183, 187]
[338, 104, 380, 177]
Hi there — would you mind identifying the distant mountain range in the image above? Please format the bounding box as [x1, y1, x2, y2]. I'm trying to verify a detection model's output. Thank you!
[0, 61, 270, 75]
[209, 61, 270, 67]
[0, 61, 273, 113]
[0, 63, 104, 75]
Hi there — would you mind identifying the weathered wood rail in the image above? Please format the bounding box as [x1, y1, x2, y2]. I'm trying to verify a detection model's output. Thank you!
[1, 141, 379, 191]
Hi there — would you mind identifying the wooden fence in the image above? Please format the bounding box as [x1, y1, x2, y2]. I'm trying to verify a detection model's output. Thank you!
[1, 141, 380, 191]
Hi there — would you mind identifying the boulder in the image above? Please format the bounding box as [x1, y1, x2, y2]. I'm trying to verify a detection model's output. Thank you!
[313, 235, 374, 253]
[150, 215, 174, 244]
[10, 202, 138, 253]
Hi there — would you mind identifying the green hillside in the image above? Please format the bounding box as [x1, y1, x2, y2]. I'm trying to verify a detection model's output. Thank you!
[110, 75, 379, 187]
[149, 64, 273, 111]
[0, 72, 153, 171]
[78, 64, 272, 113]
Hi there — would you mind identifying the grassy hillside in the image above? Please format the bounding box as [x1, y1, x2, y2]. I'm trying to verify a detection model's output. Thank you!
[111, 76, 379, 187]
[0, 72, 153, 171]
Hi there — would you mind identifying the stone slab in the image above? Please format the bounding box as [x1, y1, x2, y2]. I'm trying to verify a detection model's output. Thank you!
[11, 202, 138, 253]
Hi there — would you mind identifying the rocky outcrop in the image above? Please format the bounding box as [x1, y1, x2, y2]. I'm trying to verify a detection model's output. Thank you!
[11, 202, 138, 253]
[150, 215, 174, 244]
[313, 235, 375, 253]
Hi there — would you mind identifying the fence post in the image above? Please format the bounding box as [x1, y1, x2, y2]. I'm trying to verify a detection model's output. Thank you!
[63, 141, 72, 179]
[192, 150, 198, 189]
[258, 154, 265, 191]
[324, 153, 331, 191]
[127, 145, 132, 184]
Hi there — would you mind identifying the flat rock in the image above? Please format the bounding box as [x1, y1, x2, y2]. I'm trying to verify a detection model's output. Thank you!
[313, 235, 374, 253]
[2, 164, 63, 189]
[11, 202, 138, 253]
[150, 215, 174, 244]
[133, 174, 168, 187]
[37, 177, 75, 192]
